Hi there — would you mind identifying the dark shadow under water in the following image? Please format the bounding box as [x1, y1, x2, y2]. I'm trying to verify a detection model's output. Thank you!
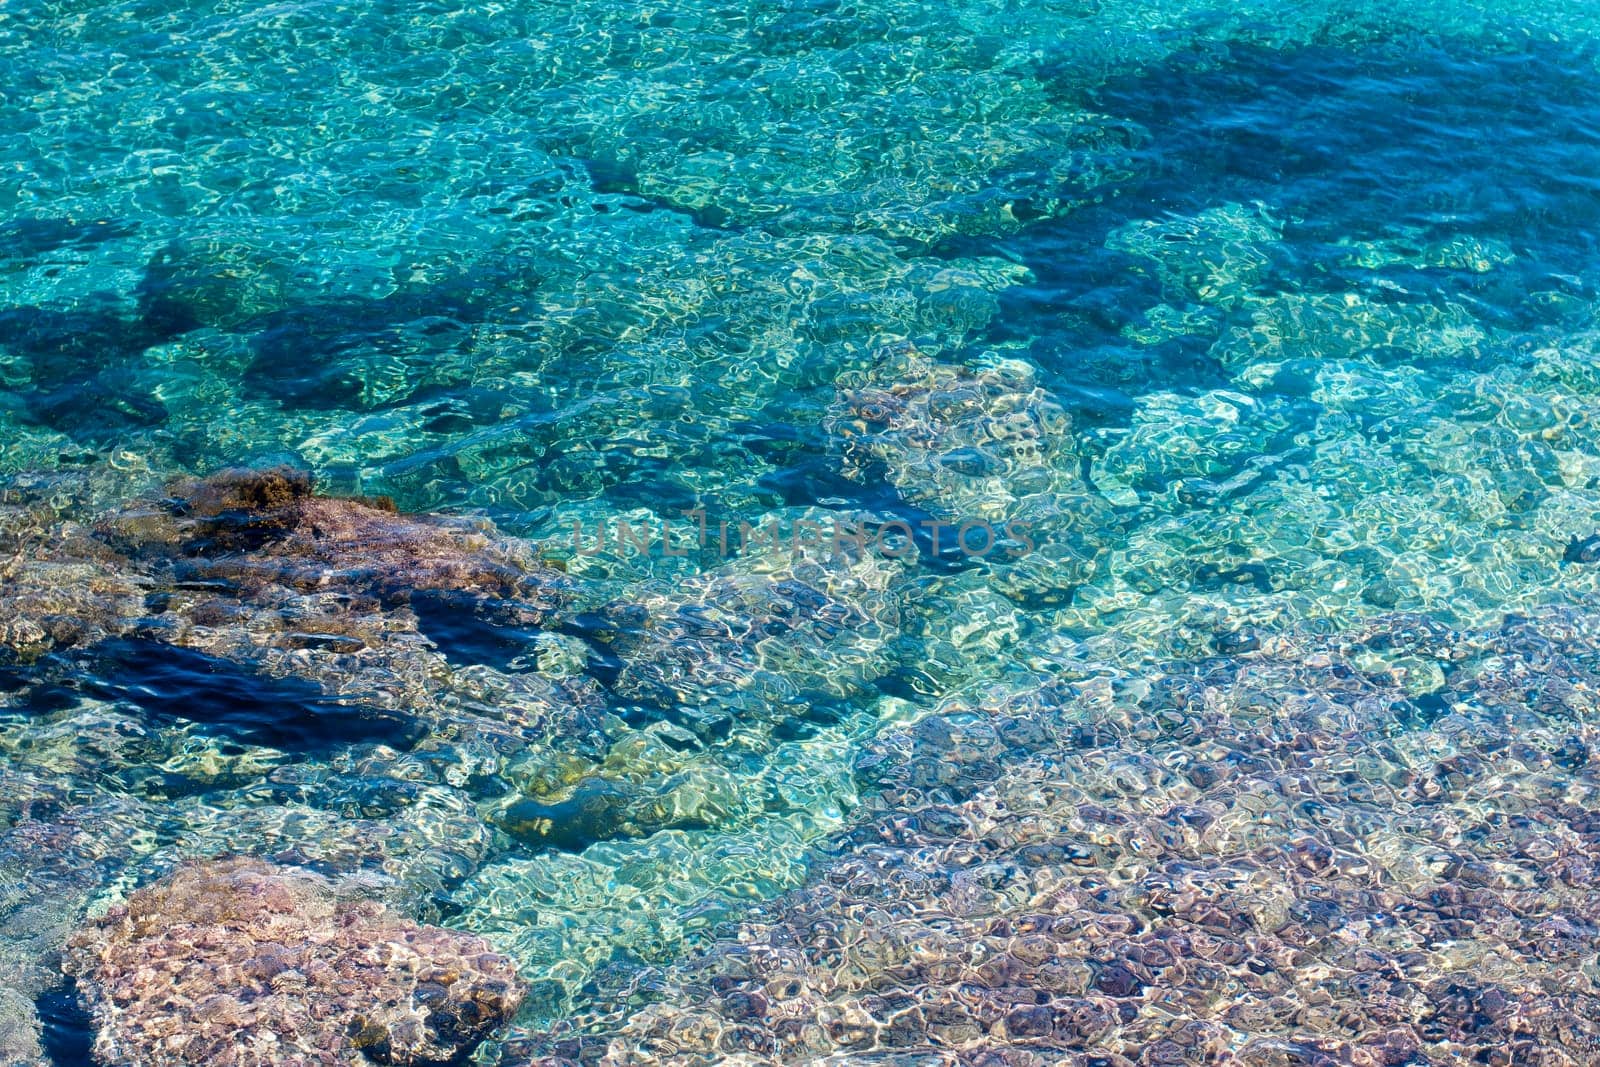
[6, 638, 424, 754]
[970, 34, 1600, 401]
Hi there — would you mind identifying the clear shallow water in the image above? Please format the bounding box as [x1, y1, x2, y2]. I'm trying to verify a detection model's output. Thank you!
[8, 0, 1600, 1063]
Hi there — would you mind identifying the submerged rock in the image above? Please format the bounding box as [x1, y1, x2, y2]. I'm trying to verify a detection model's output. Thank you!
[511, 606, 1600, 1065]
[0, 985, 45, 1067]
[0, 790, 162, 1067]
[2, 466, 599, 750]
[1104, 202, 1283, 311]
[479, 511, 907, 854]
[65, 858, 526, 1067]
[3, 465, 575, 658]
[593, 509, 908, 723]
[826, 347, 1118, 606]
[828, 348, 1080, 518]
[0, 465, 604, 936]
[99, 466, 567, 611]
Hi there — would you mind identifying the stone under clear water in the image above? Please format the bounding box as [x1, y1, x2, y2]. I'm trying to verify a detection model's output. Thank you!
[7, 0, 1600, 1063]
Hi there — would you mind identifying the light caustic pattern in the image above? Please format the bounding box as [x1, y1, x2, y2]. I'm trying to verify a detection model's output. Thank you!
[7, 0, 1600, 1063]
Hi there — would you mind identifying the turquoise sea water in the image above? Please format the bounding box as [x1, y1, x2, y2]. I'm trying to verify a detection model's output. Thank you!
[10, 0, 1600, 1063]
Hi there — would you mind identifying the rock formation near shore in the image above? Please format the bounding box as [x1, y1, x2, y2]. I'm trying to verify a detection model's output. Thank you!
[65, 858, 527, 1067]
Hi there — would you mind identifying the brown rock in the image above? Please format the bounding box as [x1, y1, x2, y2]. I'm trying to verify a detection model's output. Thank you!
[99, 466, 564, 612]
[65, 858, 526, 1067]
